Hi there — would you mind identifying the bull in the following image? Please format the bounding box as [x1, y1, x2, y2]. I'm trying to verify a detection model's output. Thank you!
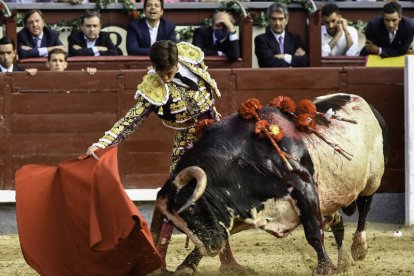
[155, 93, 388, 275]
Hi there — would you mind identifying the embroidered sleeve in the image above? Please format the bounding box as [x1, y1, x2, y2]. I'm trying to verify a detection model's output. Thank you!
[92, 94, 155, 149]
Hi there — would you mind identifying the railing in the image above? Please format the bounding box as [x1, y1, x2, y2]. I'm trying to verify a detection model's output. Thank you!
[0, 67, 405, 192]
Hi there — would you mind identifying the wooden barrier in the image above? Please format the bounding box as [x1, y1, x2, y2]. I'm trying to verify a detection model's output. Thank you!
[16, 52, 251, 71]
[0, 67, 404, 192]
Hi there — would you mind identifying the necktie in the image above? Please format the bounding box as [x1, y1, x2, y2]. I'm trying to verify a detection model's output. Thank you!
[389, 31, 396, 44]
[33, 37, 40, 48]
[174, 72, 199, 91]
[278, 36, 284, 54]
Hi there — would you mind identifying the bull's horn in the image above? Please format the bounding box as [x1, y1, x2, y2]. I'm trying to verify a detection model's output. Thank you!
[174, 166, 207, 214]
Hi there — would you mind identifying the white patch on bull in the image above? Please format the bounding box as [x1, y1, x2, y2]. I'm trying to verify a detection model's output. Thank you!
[303, 94, 385, 215]
[338, 240, 347, 262]
[242, 196, 301, 238]
[156, 197, 209, 256]
[226, 190, 230, 196]
[226, 207, 235, 230]
[356, 230, 367, 241]
[237, 183, 241, 189]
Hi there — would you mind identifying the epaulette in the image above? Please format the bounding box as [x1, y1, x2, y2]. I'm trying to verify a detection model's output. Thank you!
[177, 41, 204, 65]
[134, 71, 169, 106]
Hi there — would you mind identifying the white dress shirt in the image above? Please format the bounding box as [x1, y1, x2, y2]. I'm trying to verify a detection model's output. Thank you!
[0, 64, 13, 72]
[146, 20, 160, 46]
[172, 63, 199, 89]
[84, 35, 100, 56]
[321, 25, 359, 57]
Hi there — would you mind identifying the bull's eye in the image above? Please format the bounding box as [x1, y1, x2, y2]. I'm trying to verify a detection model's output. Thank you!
[188, 204, 195, 214]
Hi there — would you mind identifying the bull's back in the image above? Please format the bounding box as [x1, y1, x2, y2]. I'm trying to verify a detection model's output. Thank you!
[304, 94, 385, 215]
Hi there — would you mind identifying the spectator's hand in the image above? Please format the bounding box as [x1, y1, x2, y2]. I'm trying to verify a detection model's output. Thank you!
[274, 54, 284, 60]
[339, 18, 349, 30]
[85, 67, 97, 75]
[25, 68, 38, 76]
[87, 146, 100, 160]
[295, 48, 306, 56]
[21, 45, 33, 50]
[47, 45, 67, 53]
[56, 0, 83, 4]
[215, 12, 236, 33]
[365, 40, 379, 54]
[97, 46, 108, 52]
[69, 0, 83, 4]
[72, 44, 82, 50]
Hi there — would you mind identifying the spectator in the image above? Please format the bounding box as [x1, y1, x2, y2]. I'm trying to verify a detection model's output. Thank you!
[29, 48, 97, 75]
[0, 37, 23, 72]
[68, 10, 120, 57]
[254, 2, 308, 68]
[192, 10, 240, 61]
[0, 36, 38, 75]
[126, 0, 177, 56]
[46, 48, 69, 72]
[321, 3, 359, 57]
[360, 1, 414, 57]
[17, 10, 65, 59]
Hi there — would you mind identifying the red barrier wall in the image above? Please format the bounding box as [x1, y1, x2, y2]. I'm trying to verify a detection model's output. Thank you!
[0, 67, 404, 192]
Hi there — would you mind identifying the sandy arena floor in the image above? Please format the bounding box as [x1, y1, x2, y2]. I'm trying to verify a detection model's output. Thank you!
[1, 222, 413, 275]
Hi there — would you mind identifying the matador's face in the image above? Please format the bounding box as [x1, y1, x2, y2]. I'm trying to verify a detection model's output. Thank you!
[155, 63, 178, 83]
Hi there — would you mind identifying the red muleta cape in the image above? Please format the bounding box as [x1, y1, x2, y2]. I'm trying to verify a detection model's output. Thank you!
[15, 147, 162, 276]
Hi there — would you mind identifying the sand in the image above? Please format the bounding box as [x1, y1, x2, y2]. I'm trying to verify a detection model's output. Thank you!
[1, 222, 413, 275]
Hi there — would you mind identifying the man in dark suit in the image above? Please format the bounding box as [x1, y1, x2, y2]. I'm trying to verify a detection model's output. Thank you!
[360, 1, 414, 57]
[254, 2, 308, 68]
[68, 10, 119, 57]
[0, 37, 22, 72]
[0, 36, 38, 76]
[192, 10, 240, 62]
[126, 0, 177, 56]
[17, 10, 65, 59]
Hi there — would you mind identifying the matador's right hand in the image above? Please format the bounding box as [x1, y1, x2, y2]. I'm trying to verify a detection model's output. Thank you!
[87, 146, 100, 160]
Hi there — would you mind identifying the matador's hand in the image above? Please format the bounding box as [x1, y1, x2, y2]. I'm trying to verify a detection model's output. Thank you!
[87, 146, 100, 160]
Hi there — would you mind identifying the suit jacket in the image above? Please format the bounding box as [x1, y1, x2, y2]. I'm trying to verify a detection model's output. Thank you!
[17, 26, 63, 59]
[192, 27, 240, 61]
[254, 28, 308, 68]
[68, 31, 120, 57]
[126, 18, 177, 56]
[0, 64, 22, 72]
[360, 16, 414, 57]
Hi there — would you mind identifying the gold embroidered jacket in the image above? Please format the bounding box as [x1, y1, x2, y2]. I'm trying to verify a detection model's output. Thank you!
[92, 42, 221, 156]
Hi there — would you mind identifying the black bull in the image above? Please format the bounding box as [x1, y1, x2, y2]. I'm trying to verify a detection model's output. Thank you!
[154, 94, 389, 275]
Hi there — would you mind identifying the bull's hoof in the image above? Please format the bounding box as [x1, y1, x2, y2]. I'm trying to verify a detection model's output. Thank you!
[337, 253, 352, 272]
[313, 261, 337, 275]
[219, 263, 257, 276]
[148, 268, 175, 275]
[351, 231, 368, 261]
[174, 265, 196, 276]
[337, 245, 352, 272]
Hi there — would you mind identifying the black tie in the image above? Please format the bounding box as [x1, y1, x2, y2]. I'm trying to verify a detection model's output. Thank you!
[174, 72, 199, 91]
